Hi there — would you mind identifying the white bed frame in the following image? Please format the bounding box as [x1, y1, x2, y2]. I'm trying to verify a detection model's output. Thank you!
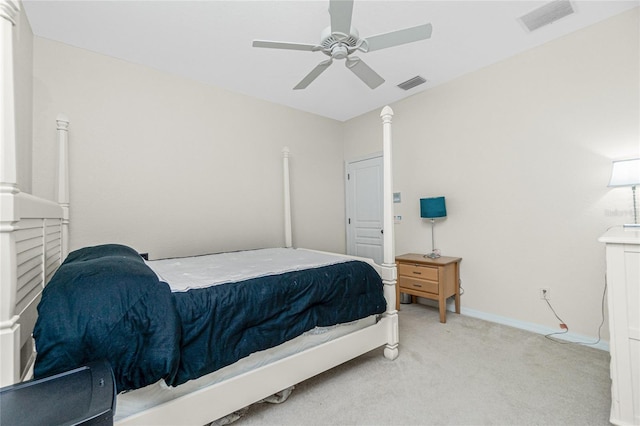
[0, 2, 399, 424]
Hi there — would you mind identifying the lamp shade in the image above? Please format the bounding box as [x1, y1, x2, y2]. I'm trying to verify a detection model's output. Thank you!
[420, 197, 447, 219]
[608, 158, 640, 187]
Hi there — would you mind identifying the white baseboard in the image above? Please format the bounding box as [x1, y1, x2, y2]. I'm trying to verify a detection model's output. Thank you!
[408, 298, 609, 351]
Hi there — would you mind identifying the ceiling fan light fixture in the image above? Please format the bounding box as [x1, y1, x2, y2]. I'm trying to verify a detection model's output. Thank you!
[331, 45, 349, 60]
[397, 76, 427, 91]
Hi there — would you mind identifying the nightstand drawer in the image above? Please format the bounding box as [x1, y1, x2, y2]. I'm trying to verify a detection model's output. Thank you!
[398, 263, 438, 281]
[399, 276, 438, 294]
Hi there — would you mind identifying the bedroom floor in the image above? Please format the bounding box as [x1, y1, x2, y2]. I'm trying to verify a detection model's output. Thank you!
[235, 303, 611, 425]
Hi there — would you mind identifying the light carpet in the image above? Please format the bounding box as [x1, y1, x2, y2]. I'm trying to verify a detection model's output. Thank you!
[236, 303, 611, 425]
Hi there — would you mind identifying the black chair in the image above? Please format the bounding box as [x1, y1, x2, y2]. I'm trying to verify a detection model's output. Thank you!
[0, 360, 116, 426]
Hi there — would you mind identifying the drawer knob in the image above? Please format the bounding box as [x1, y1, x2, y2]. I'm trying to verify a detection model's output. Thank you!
[412, 271, 422, 275]
[413, 283, 422, 288]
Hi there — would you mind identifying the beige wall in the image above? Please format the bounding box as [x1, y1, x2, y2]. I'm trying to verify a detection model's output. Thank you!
[32, 38, 346, 259]
[344, 8, 639, 341]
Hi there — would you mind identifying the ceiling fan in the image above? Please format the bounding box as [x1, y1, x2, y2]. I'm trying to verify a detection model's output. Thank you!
[252, 0, 432, 90]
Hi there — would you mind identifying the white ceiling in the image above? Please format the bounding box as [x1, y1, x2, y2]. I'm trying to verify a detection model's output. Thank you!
[22, 0, 639, 121]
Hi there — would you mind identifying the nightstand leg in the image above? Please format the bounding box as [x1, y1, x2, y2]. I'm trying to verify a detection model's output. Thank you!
[454, 262, 461, 314]
[439, 295, 446, 323]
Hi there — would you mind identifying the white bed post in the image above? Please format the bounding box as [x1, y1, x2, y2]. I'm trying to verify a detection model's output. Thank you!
[56, 114, 70, 259]
[283, 147, 293, 248]
[0, 0, 21, 387]
[380, 106, 399, 360]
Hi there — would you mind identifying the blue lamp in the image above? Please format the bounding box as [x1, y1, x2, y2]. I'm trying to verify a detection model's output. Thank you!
[420, 196, 447, 258]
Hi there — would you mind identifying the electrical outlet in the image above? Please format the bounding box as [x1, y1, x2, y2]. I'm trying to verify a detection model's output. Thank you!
[539, 288, 550, 300]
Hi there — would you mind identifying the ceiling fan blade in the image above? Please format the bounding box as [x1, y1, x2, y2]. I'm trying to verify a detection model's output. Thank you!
[252, 40, 321, 52]
[345, 57, 384, 89]
[329, 0, 354, 35]
[362, 23, 433, 52]
[294, 59, 333, 90]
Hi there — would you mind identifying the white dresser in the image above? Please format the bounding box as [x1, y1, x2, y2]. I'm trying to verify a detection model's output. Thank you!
[599, 227, 640, 426]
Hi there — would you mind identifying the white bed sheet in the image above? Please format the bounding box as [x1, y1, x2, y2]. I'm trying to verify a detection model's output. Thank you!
[147, 247, 351, 291]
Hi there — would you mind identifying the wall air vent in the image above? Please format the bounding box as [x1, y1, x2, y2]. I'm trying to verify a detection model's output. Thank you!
[397, 76, 427, 91]
[519, 0, 575, 32]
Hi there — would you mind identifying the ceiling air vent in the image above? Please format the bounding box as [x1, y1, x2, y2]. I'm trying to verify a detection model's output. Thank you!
[397, 76, 427, 91]
[519, 0, 575, 32]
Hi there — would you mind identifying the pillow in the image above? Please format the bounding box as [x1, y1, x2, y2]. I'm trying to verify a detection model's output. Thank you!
[34, 245, 181, 392]
[63, 243, 145, 264]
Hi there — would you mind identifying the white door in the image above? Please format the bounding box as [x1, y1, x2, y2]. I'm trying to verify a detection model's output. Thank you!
[346, 155, 383, 264]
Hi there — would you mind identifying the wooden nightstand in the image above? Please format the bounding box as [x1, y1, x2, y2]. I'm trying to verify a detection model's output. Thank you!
[395, 253, 462, 323]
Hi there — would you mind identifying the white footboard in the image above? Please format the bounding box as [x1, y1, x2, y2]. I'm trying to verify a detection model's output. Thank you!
[118, 316, 394, 425]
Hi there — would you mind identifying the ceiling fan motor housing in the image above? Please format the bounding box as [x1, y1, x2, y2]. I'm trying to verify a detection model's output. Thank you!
[321, 26, 359, 59]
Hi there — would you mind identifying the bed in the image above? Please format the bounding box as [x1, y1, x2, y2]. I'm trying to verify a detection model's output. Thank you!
[0, 2, 399, 424]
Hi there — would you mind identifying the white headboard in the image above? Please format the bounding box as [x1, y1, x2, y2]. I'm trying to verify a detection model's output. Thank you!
[0, 0, 66, 386]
